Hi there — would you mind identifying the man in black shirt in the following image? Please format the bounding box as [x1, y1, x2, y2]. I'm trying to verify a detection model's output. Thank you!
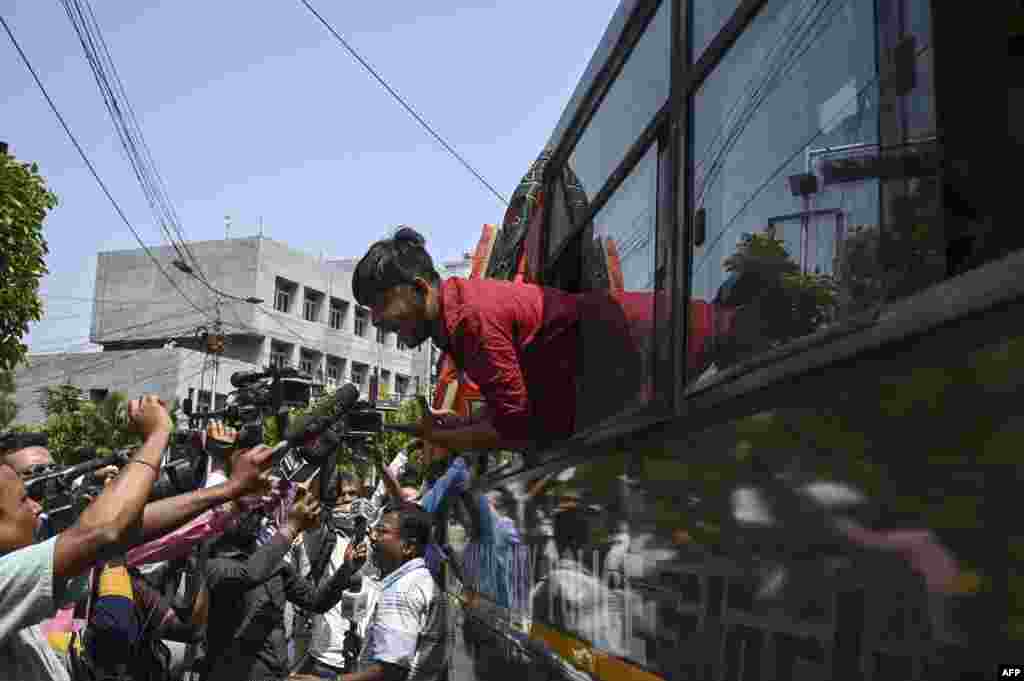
[202, 488, 367, 681]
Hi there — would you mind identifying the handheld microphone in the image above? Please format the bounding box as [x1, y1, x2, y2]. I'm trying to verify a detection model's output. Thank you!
[270, 383, 360, 466]
[229, 370, 265, 388]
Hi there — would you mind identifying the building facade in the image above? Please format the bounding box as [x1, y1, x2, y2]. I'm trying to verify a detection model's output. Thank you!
[12, 236, 436, 425]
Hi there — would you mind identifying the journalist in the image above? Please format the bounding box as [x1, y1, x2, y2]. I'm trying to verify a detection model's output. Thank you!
[292, 473, 376, 679]
[341, 502, 447, 681]
[0, 395, 274, 681]
[201, 487, 367, 681]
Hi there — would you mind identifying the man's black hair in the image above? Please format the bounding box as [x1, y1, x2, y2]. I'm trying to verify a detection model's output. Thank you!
[398, 465, 421, 489]
[380, 502, 432, 555]
[352, 227, 441, 307]
[337, 471, 360, 488]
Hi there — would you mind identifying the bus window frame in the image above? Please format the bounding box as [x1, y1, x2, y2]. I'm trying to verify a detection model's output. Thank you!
[517, 0, 1018, 469]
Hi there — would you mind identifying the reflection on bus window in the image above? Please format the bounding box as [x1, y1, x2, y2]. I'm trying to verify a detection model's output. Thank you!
[569, 1, 671, 202]
[689, 0, 939, 387]
[577, 145, 661, 431]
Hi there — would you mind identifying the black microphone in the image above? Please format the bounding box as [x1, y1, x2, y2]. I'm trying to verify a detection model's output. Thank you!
[25, 451, 128, 494]
[334, 382, 360, 411]
[270, 383, 360, 465]
[229, 370, 265, 388]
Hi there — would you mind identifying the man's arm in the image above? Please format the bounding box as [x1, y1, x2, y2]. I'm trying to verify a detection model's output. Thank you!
[340, 663, 407, 681]
[285, 540, 367, 613]
[205, 533, 294, 592]
[54, 396, 170, 580]
[418, 310, 532, 452]
[422, 419, 507, 453]
[420, 457, 470, 514]
[209, 487, 321, 592]
[137, 482, 240, 543]
[374, 455, 404, 505]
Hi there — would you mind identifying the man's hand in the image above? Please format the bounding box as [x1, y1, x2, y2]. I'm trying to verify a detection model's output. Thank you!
[343, 540, 368, 572]
[286, 488, 322, 536]
[206, 420, 238, 445]
[226, 444, 274, 498]
[128, 395, 172, 438]
[428, 406, 464, 428]
[96, 466, 121, 486]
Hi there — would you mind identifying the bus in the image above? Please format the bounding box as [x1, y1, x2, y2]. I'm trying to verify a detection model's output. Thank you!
[434, 1, 1008, 680]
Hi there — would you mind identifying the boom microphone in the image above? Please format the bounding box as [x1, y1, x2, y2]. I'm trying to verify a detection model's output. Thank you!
[270, 383, 361, 465]
[229, 371, 265, 388]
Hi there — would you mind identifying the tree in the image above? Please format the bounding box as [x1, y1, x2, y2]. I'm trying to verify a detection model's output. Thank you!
[38, 385, 140, 464]
[0, 370, 17, 430]
[0, 147, 55, 371]
[716, 231, 838, 367]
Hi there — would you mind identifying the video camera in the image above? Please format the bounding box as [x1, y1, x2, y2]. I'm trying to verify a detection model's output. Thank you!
[0, 426, 211, 535]
[181, 366, 315, 450]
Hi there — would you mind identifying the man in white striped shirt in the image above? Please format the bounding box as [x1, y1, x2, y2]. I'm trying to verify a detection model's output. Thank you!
[346, 503, 447, 681]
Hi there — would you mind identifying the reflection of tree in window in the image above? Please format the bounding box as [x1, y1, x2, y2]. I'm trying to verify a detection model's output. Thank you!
[691, 0, 879, 305]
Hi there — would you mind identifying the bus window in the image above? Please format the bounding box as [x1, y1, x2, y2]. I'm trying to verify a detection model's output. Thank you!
[692, 0, 743, 61]
[568, 0, 671, 203]
[577, 144, 662, 431]
[688, 0, 939, 387]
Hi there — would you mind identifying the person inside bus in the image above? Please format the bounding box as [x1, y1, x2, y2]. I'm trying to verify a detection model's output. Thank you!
[352, 227, 654, 458]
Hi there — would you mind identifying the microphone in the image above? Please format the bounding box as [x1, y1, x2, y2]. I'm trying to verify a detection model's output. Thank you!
[229, 370, 265, 388]
[270, 383, 360, 465]
[333, 382, 360, 411]
[382, 423, 420, 435]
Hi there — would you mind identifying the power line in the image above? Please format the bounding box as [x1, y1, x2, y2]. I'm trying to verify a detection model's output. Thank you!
[40, 294, 205, 305]
[29, 307, 216, 352]
[59, 0, 209, 282]
[0, 12, 212, 321]
[296, 0, 508, 206]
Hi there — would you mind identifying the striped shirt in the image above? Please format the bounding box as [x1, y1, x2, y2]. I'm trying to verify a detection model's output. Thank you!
[357, 558, 448, 681]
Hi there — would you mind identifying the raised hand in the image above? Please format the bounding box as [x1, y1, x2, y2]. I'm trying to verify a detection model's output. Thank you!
[128, 395, 172, 438]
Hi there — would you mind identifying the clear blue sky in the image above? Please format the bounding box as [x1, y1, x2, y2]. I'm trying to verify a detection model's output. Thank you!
[4, 0, 620, 354]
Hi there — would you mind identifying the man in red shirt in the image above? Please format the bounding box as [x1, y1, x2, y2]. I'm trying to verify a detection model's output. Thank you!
[352, 228, 650, 454]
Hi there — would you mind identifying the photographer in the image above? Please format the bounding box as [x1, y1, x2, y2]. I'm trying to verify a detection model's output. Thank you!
[292, 473, 375, 679]
[0, 395, 274, 681]
[201, 487, 367, 681]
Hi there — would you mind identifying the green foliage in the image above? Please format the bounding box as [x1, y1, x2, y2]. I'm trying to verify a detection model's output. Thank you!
[0, 150, 55, 371]
[37, 385, 140, 464]
[842, 176, 945, 311]
[0, 370, 17, 430]
[723, 231, 839, 353]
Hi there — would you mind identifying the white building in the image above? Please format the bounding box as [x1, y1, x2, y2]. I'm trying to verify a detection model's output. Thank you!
[12, 236, 439, 425]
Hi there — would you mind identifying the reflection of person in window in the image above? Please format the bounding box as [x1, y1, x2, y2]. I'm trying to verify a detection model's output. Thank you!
[352, 228, 653, 454]
[529, 499, 626, 661]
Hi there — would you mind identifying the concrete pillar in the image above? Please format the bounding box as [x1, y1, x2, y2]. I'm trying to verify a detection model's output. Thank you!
[259, 337, 272, 368]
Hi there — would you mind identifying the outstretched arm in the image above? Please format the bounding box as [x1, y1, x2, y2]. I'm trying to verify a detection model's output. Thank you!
[54, 396, 170, 580]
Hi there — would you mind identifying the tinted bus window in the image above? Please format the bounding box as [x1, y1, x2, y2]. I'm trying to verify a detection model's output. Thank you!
[568, 0, 671, 202]
[688, 0, 941, 387]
